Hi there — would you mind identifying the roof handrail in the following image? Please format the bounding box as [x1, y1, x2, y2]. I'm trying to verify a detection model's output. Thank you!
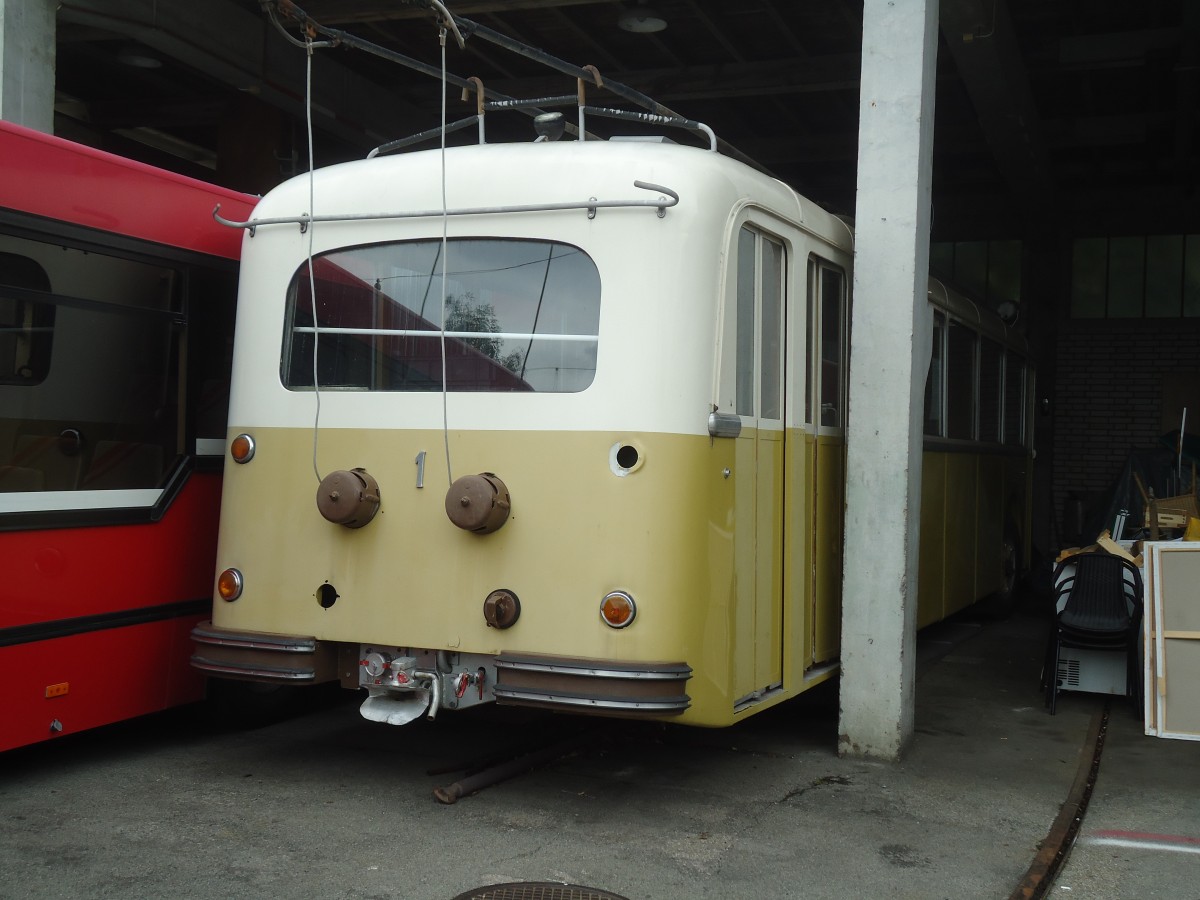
[212, 180, 680, 233]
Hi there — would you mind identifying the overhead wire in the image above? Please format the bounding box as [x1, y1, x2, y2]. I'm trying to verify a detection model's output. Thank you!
[305, 35, 323, 484]
[262, 0, 696, 491]
[272, 2, 462, 485]
[437, 20, 454, 487]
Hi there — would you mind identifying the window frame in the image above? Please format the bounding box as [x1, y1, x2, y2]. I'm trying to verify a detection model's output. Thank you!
[280, 237, 602, 394]
[732, 224, 787, 423]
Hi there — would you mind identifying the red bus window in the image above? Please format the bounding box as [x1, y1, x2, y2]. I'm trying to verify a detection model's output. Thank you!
[0, 252, 54, 385]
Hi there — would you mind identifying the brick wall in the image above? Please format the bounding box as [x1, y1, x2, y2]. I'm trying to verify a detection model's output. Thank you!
[1051, 320, 1200, 546]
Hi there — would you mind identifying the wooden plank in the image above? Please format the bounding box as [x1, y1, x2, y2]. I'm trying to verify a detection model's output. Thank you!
[1144, 545, 1160, 736]
[1152, 543, 1200, 739]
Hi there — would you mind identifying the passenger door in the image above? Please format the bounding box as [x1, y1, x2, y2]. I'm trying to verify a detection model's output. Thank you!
[730, 225, 786, 704]
[807, 259, 847, 664]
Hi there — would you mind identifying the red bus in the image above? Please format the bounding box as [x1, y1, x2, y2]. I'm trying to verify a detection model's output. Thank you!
[0, 120, 257, 751]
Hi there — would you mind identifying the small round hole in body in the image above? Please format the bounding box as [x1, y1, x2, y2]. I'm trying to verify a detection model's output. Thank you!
[609, 441, 645, 476]
[317, 583, 339, 609]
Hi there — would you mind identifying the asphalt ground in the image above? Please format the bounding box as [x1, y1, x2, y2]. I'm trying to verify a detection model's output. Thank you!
[1, 608, 1196, 900]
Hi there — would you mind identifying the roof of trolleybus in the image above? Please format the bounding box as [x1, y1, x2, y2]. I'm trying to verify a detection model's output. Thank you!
[0, 119, 252, 260]
[247, 140, 851, 254]
[229, 139, 854, 435]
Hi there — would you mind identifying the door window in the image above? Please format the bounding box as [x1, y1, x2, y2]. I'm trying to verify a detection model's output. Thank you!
[805, 259, 846, 429]
[734, 226, 786, 420]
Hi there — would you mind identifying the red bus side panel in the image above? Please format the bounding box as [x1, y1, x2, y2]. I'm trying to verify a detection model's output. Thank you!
[0, 474, 221, 752]
[0, 120, 255, 259]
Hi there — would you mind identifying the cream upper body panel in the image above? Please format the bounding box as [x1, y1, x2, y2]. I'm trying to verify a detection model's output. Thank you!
[227, 140, 850, 436]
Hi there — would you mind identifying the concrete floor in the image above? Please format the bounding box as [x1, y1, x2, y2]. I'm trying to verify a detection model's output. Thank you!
[1, 610, 1196, 900]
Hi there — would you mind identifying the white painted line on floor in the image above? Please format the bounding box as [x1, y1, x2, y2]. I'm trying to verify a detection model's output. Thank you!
[1084, 830, 1200, 855]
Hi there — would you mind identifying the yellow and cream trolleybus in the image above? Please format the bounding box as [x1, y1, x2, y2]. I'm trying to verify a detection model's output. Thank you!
[192, 122, 1032, 728]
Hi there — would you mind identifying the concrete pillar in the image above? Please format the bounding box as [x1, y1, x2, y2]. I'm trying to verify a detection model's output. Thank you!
[839, 0, 939, 761]
[0, 0, 56, 132]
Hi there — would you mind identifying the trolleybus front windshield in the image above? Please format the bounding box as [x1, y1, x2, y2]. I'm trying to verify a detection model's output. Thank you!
[282, 238, 601, 393]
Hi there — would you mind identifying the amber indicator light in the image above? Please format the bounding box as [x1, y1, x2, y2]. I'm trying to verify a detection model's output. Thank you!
[230, 433, 255, 463]
[217, 568, 243, 601]
[600, 591, 636, 628]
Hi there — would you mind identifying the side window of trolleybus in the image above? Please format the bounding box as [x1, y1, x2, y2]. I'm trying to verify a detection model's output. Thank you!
[946, 319, 977, 440]
[924, 312, 946, 436]
[282, 239, 601, 393]
[0, 234, 182, 494]
[979, 337, 1003, 444]
[1004, 353, 1026, 446]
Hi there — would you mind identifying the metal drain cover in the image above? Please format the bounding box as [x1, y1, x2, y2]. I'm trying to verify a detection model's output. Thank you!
[450, 883, 631, 900]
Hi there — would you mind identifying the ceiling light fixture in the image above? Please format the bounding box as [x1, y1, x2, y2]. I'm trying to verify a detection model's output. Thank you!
[619, 2, 667, 34]
[117, 46, 163, 69]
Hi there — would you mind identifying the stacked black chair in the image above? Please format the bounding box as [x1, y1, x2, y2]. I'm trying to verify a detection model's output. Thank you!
[1043, 552, 1144, 715]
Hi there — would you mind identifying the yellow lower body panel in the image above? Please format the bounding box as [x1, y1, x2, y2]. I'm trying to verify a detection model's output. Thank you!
[208, 425, 837, 727]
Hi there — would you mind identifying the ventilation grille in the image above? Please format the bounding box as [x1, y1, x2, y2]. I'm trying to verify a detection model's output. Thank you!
[1056, 657, 1082, 688]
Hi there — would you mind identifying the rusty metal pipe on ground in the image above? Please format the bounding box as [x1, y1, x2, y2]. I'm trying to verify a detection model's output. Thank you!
[433, 735, 587, 804]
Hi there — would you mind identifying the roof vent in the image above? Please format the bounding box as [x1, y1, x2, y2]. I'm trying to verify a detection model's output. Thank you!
[534, 112, 566, 142]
